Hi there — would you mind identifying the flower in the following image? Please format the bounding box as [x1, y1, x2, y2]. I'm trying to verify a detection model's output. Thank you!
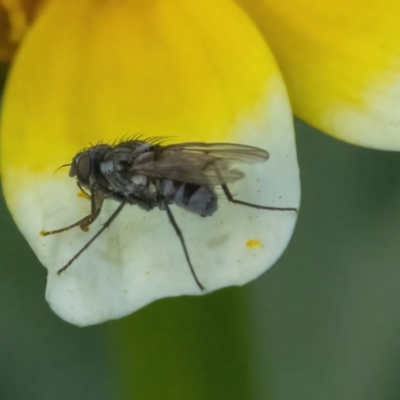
[1, 0, 398, 325]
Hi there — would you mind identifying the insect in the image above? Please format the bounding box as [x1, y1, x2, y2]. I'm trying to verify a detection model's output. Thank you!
[41, 138, 297, 290]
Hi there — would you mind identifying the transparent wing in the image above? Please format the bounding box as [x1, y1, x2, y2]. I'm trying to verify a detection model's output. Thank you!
[163, 142, 269, 163]
[130, 142, 269, 185]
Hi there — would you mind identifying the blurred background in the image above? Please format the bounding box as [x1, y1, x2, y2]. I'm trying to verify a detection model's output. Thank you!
[2, 114, 400, 399]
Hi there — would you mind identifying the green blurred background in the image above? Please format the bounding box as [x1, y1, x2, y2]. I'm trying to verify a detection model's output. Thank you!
[2, 110, 400, 399]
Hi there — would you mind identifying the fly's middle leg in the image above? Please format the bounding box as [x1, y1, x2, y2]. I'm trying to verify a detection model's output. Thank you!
[163, 199, 205, 291]
[56, 200, 127, 275]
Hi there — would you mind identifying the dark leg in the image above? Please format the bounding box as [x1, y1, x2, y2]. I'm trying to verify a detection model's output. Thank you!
[77, 182, 91, 199]
[57, 200, 127, 275]
[163, 200, 205, 291]
[40, 188, 105, 236]
[40, 210, 102, 235]
[221, 184, 298, 212]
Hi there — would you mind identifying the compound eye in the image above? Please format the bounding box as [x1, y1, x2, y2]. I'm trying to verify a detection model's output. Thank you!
[74, 152, 91, 185]
[69, 159, 77, 177]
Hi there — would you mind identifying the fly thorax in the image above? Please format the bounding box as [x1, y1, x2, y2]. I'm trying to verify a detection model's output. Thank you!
[131, 142, 152, 156]
[148, 183, 157, 193]
[147, 183, 157, 198]
[100, 160, 116, 175]
[127, 175, 147, 193]
[131, 175, 147, 187]
[134, 151, 155, 164]
[160, 179, 177, 198]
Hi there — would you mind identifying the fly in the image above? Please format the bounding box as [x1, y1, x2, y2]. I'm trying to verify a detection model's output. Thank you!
[41, 138, 297, 290]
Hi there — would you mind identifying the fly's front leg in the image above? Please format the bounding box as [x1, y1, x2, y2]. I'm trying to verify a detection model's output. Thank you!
[79, 188, 104, 231]
[40, 187, 105, 236]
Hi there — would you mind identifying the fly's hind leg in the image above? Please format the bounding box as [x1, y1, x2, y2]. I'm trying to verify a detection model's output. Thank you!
[163, 199, 205, 291]
[212, 161, 297, 212]
[221, 184, 298, 212]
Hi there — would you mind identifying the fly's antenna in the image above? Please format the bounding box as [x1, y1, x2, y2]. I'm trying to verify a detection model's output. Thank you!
[53, 163, 71, 176]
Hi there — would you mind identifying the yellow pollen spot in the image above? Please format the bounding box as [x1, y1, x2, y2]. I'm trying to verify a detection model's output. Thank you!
[245, 239, 263, 249]
[77, 191, 91, 200]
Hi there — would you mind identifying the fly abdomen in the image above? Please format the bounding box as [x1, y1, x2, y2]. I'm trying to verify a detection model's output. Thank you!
[161, 180, 218, 217]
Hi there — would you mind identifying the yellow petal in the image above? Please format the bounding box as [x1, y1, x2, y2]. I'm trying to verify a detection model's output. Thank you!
[1, 0, 300, 325]
[237, 0, 400, 150]
[0, 7, 16, 60]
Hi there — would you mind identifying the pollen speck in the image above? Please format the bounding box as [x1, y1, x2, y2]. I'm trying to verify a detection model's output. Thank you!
[246, 239, 263, 249]
[77, 191, 91, 200]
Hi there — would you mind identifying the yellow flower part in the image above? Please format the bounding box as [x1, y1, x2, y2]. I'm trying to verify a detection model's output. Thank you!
[237, 0, 400, 150]
[0, 0, 44, 60]
[1, 0, 300, 325]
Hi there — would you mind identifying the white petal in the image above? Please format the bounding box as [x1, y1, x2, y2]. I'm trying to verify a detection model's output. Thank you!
[6, 79, 299, 326]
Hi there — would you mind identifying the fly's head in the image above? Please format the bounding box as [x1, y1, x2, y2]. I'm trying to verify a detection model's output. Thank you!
[69, 144, 111, 188]
[69, 151, 91, 187]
